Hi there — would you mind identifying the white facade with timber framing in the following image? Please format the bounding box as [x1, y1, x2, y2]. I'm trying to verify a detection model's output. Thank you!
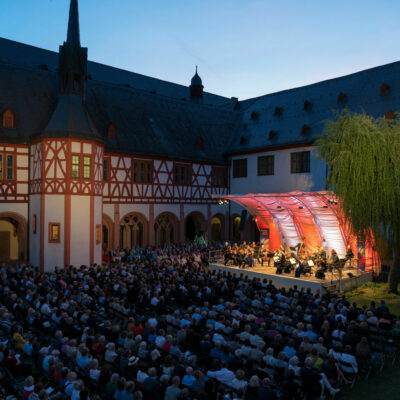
[1, 0, 399, 270]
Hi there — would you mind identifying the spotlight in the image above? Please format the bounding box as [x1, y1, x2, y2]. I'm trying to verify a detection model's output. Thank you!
[224, 200, 229, 205]
[298, 206, 304, 209]
[218, 199, 223, 205]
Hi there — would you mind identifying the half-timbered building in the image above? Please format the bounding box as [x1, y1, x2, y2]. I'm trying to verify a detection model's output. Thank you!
[1, 0, 400, 270]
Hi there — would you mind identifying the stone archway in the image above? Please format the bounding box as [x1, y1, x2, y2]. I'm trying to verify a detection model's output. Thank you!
[211, 213, 224, 242]
[120, 212, 148, 249]
[154, 212, 179, 246]
[102, 214, 114, 251]
[0, 212, 27, 262]
[185, 211, 206, 242]
[231, 214, 241, 243]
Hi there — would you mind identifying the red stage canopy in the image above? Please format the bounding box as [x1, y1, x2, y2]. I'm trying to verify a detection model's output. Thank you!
[215, 191, 379, 272]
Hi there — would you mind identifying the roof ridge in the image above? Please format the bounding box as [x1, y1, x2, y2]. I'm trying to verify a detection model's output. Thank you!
[0, 37, 230, 103]
[242, 60, 400, 103]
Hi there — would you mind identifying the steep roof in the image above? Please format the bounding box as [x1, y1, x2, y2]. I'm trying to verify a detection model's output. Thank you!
[2, 37, 400, 161]
[0, 38, 232, 107]
[0, 57, 240, 163]
[85, 81, 240, 162]
[228, 61, 400, 154]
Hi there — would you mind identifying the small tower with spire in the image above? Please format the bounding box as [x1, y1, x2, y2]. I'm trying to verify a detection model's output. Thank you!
[190, 66, 204, 101]
[29, 0, 104, 272]
[58, 0, 87, 96]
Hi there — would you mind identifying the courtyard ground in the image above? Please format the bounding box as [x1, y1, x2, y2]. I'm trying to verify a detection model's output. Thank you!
[337, 282, 400, 399]
[346, 282, 400, 316]
[338, 362, 400, 400]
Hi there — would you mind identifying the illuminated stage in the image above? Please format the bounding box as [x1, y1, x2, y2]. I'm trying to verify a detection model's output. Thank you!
[209, 262, 372, 294]
[213, 191, 381, 275]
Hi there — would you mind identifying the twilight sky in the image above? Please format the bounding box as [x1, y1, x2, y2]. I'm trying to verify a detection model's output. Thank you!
[1, 0, 400, 100]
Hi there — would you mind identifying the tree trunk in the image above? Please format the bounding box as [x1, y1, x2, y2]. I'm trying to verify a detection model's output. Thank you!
[388, 249, 400, 293]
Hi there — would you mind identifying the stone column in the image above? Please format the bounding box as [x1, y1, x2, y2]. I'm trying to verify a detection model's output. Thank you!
[113, 204, 120, 249]
[149, 204, 155, 246]
[179, 204, 185, 243]
[207, 204, 212, 241]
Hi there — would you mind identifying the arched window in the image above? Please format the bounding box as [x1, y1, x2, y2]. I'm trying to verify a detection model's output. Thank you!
[120, 214, 147, 248]
[107, 123, 116, 139]
[233, 216, 241, 243]
[154, 214, 177, 246]
[2, 109, 14, 129]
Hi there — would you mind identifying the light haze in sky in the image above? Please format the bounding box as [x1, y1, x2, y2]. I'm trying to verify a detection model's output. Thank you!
[1, 0, 399, 100]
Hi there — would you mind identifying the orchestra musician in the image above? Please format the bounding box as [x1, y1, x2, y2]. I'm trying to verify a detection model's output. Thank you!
[223, 242, 231, 266]
[221, 241, 345, 279]
[345, 244, 354, 267]
[329, 249, 340, 268]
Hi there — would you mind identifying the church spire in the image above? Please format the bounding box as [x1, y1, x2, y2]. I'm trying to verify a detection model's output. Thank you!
[42, 0, 102, 143]
[58, 0, 87, 96]
[67, 0, 81, 47]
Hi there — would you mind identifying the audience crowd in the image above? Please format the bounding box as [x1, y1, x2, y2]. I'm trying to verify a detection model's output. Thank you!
[0, 244, 398, 400]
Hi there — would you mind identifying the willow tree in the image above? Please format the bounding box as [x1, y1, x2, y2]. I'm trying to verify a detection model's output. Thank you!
[317, 111, 400, 293]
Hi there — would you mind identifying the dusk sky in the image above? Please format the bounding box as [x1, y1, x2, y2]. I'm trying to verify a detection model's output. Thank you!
[2, 0, 400, 100]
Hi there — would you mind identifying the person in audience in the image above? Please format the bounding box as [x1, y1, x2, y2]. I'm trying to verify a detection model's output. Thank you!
[165, 376, 181, 400]
[0, 243, 395, 400]
[230, 369, 247, 392]
[257, 377, 277, 400]
[182, 367, 196, 387]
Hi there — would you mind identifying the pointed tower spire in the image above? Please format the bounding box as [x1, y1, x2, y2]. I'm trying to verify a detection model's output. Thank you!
[58, 0, 87, 96]
[67, 0, 81, 46]
[43, 0, 102, 142]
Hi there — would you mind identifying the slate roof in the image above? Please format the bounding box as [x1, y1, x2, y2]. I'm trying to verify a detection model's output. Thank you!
[85, 81, 241, 162]
[228, 61, 400, 154]
[43, 94, 104, 143]
[1, 36, 400, 162]
[0, 38, 232, 107]
[0, 45, 241, 163]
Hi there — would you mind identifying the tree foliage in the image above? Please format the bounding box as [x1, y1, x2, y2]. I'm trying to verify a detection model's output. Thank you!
[317, 111, 400, 291]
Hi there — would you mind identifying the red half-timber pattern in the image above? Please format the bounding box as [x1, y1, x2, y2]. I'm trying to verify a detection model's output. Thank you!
[93, 145, 104, 196]
[43, 139, 68, 194]
[30, 139, 104, 196]
[0, 144, 29, 203]
[30, 142, 42, 194]
[105, 156, 133, 200]
[5, 140, 227, 204]
[103, 155, 229, 204]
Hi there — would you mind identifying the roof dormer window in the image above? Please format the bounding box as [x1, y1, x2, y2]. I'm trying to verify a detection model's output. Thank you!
[303, 100, 312, 110]
[240, 136, 250, 145]
[250, 111, 259, 120]
[269, 130, 278, 140]
[380, 83, 390, 95]
[274, 107, 283, 116]
[385, 110, 394, 120]
[107, 123, 116, 139]
[2, 109, 14, 129]
[337, 92, 347, 104]
[301, 124, 311, 135]
[196, 137, 204, 150]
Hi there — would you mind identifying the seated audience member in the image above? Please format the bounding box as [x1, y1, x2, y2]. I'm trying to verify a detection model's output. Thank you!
[0, 244, 396, 400]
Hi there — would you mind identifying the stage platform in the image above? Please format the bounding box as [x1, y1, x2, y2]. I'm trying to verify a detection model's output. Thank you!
[209, 262, 372, 294]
